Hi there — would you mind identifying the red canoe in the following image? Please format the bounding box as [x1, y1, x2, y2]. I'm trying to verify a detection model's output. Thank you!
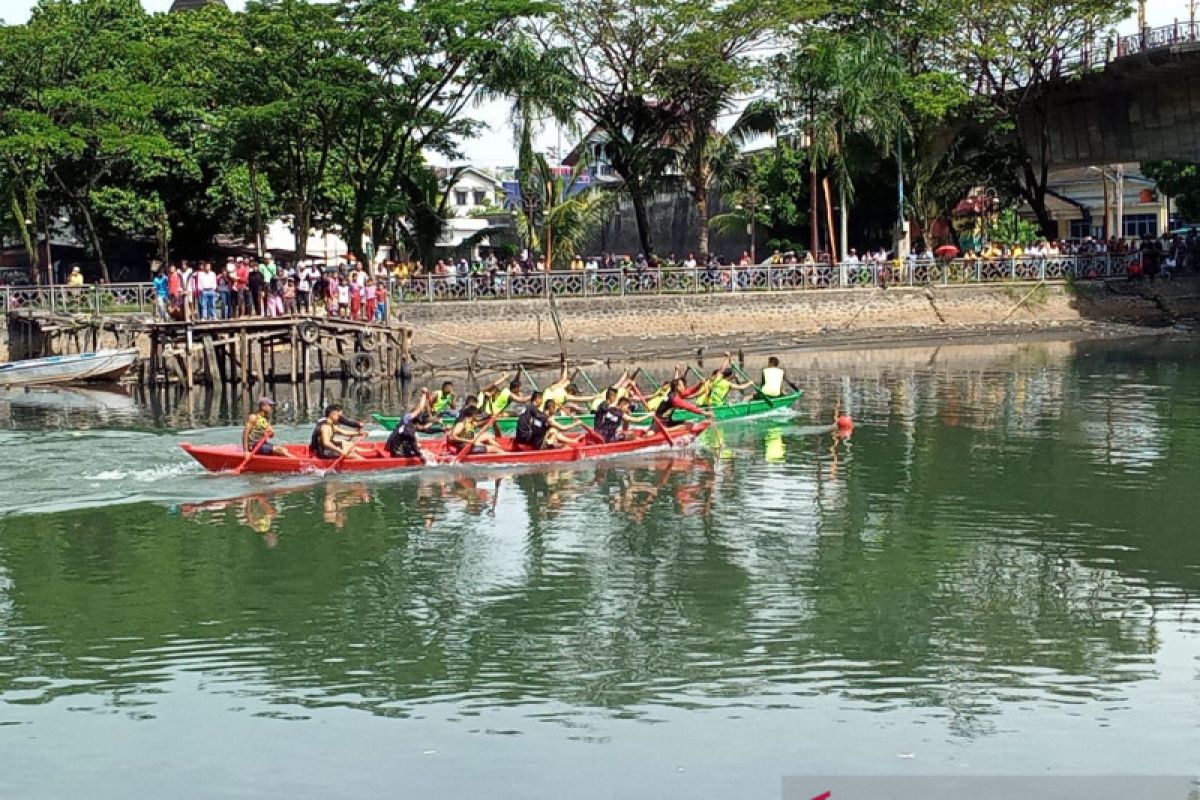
[181, 421, 711, 474]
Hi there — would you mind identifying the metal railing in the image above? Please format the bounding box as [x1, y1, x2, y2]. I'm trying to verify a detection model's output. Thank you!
[392, 254, 1143, 303]
[1061, 20, 1200, 72]
[0, 254, 1146, 315]
[1, 283, 155, 316]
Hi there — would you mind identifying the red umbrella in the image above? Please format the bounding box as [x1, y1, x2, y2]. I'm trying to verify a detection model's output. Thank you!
[934, 244, 960, 258]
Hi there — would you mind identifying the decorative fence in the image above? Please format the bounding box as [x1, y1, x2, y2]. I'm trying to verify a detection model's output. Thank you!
[1, 283, 156, 317]
[0, 255, 1144, 315]
[391, 254, 1142, 303]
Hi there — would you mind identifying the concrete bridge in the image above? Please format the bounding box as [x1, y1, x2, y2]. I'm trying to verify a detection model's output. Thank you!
[1036, 22, 1200, 166]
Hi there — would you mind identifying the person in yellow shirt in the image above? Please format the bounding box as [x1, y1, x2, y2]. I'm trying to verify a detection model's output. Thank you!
[67, 266, 84, 286]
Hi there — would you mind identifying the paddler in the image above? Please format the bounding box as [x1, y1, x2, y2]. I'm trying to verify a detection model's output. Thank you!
[430, 380, 457, 417]
[698, 353, 754, 406]
[310, 404, 367, 461]
[241, 396, 297, 459]
[447, 397, 506, 454]
[594, 396, 649, 442]
[514, 393, 587, 450]
[476, 374, 529, 417]
[760, 356, 798, 397]
[587, 369, 637, 412]
[386, 391, 429, 462]
[655, 376, 714, 424]
[539, 366, 592, 414]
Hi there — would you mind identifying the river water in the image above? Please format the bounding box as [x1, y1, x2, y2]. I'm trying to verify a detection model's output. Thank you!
[1, 335, 1198, 798]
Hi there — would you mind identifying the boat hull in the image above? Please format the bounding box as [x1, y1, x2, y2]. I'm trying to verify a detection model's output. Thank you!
[0, 348, 140, 387]
[181, 421, 709, 474]
[373, 391, 802, 433]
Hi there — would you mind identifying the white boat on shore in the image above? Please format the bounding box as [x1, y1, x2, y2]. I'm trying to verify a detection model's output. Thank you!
[0, 348, 140, 387]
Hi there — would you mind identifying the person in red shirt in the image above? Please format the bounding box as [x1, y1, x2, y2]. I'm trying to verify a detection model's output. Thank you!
[166, 263, 184, 318]
[235, 259, 251, 317]
[349, 279, 362, 320]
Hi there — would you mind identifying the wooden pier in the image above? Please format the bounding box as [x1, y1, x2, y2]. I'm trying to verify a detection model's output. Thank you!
[5, 310, 414, 389]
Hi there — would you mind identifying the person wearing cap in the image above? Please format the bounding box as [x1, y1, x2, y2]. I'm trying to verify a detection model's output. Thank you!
[67, 265, 84, 287]
[242, 396, 296, 459]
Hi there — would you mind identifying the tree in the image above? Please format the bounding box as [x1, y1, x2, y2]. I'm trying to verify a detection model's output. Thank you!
[0, 0, 186, 280]
[541, 0, 685, 258]
[953, 0, 1132, 237]
[776, 28, 908, 259]
[655, 1, 784, 258]
[1143, 161, 1200, 223]
[515, 154, 615, 267]
[329, 0, 549, 263]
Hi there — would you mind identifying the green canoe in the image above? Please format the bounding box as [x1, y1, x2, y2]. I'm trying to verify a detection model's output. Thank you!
[372, 391, 802, 434]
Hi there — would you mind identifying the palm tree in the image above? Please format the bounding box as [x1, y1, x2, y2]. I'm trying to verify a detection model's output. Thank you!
[782, 30, 908, 259]
[668, 96, 777, 259]
[515, 153, 615, 268]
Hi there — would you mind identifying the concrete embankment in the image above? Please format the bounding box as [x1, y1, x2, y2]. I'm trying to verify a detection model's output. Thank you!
[398, 278, 1200, 364]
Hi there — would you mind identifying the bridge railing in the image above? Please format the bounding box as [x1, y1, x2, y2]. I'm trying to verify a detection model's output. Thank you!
[1060, 21, 1200, 72]
[0, 255, 1146, 315]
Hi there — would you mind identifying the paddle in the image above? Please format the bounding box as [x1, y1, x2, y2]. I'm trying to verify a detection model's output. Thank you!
[231, 435, 269, 475]
[519, 364, 541, 392]
[452, 414, 499, 464]
[576, 367, 601, 395]
[628, 384, 675, 447]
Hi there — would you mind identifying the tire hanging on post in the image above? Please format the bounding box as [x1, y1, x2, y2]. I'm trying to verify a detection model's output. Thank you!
[346, 351, 376, 381]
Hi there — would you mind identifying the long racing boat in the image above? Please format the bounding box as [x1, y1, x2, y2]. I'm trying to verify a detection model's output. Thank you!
[181, 420, 710, 474]
[371, 391, 801, 434]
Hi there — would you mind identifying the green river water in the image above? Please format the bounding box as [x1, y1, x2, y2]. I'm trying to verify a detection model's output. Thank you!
[0, 335, 1198, 798]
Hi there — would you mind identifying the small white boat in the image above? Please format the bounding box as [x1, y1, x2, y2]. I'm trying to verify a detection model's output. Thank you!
[0, 348, 140, 387]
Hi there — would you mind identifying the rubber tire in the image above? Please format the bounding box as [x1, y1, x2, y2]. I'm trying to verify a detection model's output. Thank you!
[357, 330, 380, 350]
[346, 351, 376, 381]
[297, 321, 320, 345]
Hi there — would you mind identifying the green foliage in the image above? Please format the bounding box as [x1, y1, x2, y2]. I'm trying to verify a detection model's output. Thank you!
[1143, 161, 1200, 223]
[515, 154, 615, 267]
[991, 208, 1040, 247]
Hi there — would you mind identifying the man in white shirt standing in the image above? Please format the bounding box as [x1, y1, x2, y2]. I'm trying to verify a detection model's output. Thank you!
[196, 261, 218, 320]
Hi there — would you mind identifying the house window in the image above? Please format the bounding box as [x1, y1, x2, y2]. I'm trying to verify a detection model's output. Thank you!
[1069, 220, 1098, 240]
[474, 191, 488, 206]
[455, 190, 468, 206]
[1122, 213, 1157, 238]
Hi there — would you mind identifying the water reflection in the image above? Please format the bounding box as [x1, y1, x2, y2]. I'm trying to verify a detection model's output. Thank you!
[0, 336, 1197, 761]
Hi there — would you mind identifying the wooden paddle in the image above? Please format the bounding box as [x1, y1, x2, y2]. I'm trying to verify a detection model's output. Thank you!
[519, 364, 541, 392]
[451, 414, 499, 464]
[231, 435, 269, 475]
[628, 384, 675, 447]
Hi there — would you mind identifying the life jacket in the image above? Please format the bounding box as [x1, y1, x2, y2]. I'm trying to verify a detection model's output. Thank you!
[431, 390, 455, 414]
[592, 400, 610, 429]
[645, 386, 670, 412]
[708, 376, 732, 406]
[481, 387, 511, 416]
[544, 385, 568, 407]
[595, 405, 625, 442]
[761, 367, 785, 397]
[387, 414, 421, 457]
[450, 408, 478, 442]
[515, 405, 549, 448]
[248, 411, 271, 447]
[309, 418, 330, 455]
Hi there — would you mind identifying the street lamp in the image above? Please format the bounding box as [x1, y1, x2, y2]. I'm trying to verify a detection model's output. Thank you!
[737, 194, 770, 264]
